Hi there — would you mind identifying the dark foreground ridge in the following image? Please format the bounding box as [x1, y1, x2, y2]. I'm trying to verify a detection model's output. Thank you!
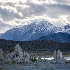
[0, 39, 70, 53]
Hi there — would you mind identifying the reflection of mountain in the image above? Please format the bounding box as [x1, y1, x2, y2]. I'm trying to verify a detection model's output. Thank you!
[38, 32, 70, 42]
[0, 20, 70, 42]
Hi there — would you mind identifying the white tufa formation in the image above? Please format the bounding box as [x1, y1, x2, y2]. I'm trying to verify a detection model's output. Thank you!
[4, 44, 30, 63]
[14, 44, 24, 63]
[54, 50, 64, 63]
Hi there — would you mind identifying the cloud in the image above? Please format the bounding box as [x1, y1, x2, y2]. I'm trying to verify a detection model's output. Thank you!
[0, 7, 23, 21]
[21, 3, 47, 17]
[0, 0, 70, 33]
[53, 0, 70, 5]
[0, 21, 14, 33]
[46, 4, 70, 17]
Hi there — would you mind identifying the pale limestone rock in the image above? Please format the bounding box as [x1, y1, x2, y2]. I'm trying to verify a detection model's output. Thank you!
[53, 50, 65, 63]
[24, 51, 30, 63]
[14, 44, 24, 63]
[4, 44, 30, 63]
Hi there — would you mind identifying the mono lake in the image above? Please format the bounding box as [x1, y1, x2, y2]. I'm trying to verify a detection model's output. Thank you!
[0, 63, 70, 70]
[0, 57, 70, 70]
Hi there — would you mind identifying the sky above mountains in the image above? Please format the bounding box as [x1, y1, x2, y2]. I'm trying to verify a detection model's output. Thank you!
[0, 0, 70, 33]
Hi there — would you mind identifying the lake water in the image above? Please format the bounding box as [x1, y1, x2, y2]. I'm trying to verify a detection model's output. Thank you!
[0, 63, 70, 70]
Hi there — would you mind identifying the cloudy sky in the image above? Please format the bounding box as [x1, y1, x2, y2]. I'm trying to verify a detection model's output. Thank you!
[0, 0, 70, 33]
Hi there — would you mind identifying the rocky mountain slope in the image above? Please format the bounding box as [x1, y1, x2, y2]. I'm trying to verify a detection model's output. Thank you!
[38, 32, 70, 42]
[0, 20, 70, 42]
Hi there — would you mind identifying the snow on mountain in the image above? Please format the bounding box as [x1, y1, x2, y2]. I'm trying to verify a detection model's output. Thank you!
[63, 24, 70, 34]
[0, 20, 70, 41]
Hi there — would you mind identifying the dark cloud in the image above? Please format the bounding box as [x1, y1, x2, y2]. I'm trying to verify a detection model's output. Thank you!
[0, 1, 70, 21]
[4, 2, 14, 7]
[16, 2, 70, 19]
[16, 3, 47, 18]
[0, 7, 22, 21]
[0, 0, 70, 33]
[46, 4, 70, 18]
[28, 3, 47, 15]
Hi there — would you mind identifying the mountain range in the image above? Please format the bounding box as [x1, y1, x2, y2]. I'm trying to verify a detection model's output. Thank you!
[0, 20, 70, 42]
[38, 32, 70, 42]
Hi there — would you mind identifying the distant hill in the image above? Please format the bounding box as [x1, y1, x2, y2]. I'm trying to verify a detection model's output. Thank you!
[38, 32, 70, 42]
[0, 39, 70, 53]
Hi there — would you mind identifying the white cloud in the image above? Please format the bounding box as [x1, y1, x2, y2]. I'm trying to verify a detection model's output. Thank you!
[0, 0, 70, 33]
[0, 0, 27, 3]
[53, 0, 70, 5]
[30, 0, 57, 4]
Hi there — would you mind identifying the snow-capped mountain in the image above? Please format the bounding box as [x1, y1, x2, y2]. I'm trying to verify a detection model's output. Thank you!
[64, 24, 70, 34]
[0, 20, 70, 41]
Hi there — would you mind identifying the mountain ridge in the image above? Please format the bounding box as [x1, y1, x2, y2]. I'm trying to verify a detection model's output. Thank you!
[38, 32, 70, 42]
[0, 20, 70, 42]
